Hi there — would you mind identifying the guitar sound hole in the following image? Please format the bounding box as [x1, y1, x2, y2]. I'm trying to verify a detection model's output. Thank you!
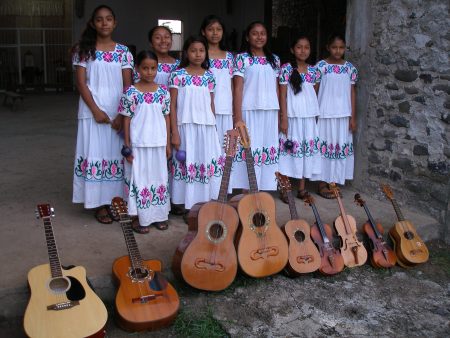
[48, 277, 71, 293]
[404, 231, 415, 240]
[130, 268, 150, 280]
[253, 213, 266, 228]
[294, 230, 305, 243]
[209, 223, 224, 239]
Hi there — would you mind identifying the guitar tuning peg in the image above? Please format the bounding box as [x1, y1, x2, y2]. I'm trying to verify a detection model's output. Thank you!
[35, 209, 40, 219]
[50, 208, 55, 217]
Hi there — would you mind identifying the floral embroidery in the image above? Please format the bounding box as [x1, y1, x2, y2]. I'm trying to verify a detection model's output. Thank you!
[279, 137, 320, 158]
[233, 145, 279, 166]
[170, 155, 225, 184]
[318, 140, 354, 159]
[169, 68, 216, 91]
[158, 60, 180, 73]
[72, 44, 133, 69]
[233, 52, 280, 76]
[119, 85, 170, 117]
[209, 52, 234, 75]
[279, 64, 317, 85]
[74, 156, 124, 181]
[124, 178, 169, 209]
[315, 60, 358, 83]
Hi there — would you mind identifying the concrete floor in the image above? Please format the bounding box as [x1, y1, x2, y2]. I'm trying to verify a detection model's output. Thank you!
[0, 93, 441, 336]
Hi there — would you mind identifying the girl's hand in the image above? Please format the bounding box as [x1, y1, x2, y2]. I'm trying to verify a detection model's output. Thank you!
[125, 154, 134, 164]
[171, 132, 180, 151]
[279, 117, 288, 135]
[111, 115, 123, 131]
[93, 109, 110, 124]
[166, 145, 172, 159]
[349, 118, 357, 132]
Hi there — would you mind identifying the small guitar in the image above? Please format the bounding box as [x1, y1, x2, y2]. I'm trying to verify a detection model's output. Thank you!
[24, 204, 108, 338]
[304, 193, 344, 276]
[275, 172, 320, 275]
[354, 194, 397, 268]
[111, 197, 179, 331]
[329, 183, 368, 268]
[229, 122, 288, 278]
[381, 184, 429, 267]
[172, 129, 240, 291]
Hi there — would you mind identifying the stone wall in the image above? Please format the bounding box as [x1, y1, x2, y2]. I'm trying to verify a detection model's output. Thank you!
[346, 0, 449, 240]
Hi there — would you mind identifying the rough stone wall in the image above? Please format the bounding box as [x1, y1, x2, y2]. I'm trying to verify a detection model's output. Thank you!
[347, 0, 449, 239]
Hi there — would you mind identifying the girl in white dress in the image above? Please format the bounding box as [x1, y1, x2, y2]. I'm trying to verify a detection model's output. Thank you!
[119, 51, 171, 234]
[278, 36, 321, 201]
[200, 15, 234, 148]
[72, 5, 133, 223]
[169, 36, 223, 212]
[313, 34, 358, 198]
[231, 21, 280, 191]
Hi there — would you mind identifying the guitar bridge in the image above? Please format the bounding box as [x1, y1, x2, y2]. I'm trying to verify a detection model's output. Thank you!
[132, 294, 162, 304]
[47, 301, 79, 311]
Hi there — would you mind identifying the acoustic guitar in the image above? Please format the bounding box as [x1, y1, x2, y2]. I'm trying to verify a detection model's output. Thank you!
[172, 129, 240, 291]
[24, 204, 108, 338]
[304, 193, 344, 276]
[354, 193, 397, 268]
[229, 121, 288, 278]
[381, 184, 429, 267]
[329, 183, 367, 267]
[111, 197, 179, 331]
[275, 172, 320, 275]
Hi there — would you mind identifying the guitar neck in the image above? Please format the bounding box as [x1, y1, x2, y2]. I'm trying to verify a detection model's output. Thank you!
[310, 203, 329, 243]
[361, 203, 383, 238]
[287, 193, 299, 220]
[244, 148, 258, 193]
[335, 195, 352, 234]
[43, 217, 63, 278]
[119, 215, 144, 269]
[218, 156, 233, 202]
[390, 199, 405, 221]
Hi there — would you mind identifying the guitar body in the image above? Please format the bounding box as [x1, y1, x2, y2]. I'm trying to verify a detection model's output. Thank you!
[310, 223, 345, 276]
[231, 192, 289, 278]
[334, 215, 368, 267]
[362, 221, 397, 268]
[282, 219, 321, 275]
[24, 264, 107, 338]
[389, 220, 429, 267]
[113, 256, 180, 331]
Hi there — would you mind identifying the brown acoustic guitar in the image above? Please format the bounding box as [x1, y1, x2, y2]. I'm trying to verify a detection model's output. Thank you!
[229, 121, 288, 278]
[172, 130, 240, 291]
[354, 194, 397, 268]
[329, 183, 368, 268]
[305, 193, 345, 276]
[381, 184, 429, 267]
[111, 197, 179, 332]
[275, 172, 320, 275]
[24, 204, 108, 338]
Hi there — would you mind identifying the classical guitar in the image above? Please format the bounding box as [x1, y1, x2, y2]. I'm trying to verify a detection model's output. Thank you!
[229, 121, 288, 278]
[305, 193, 344, 276]
[172, 130, 240, 291]
[354, 194, 397, 268]
[275, 172, 320, 275]
[381, 184, 429, 267]
[329, 183, 368, 268]
[24, 204, 108, 338]
[111, 197, 179, 331]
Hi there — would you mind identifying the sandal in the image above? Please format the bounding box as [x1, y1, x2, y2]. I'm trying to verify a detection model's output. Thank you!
[95, 208, 113, 224]
[318, 183, 336, 199]
[153, 221, 169, 230]
[131, 218, 149, 234]
[106, 204, 120, 222]
[297, 189, 308, 200]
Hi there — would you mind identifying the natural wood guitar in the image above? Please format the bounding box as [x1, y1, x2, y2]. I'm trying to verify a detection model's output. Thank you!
[355, 194, 397, 268]
[229, 122, 288, 278]
[381, 184, 429, 267]
[172, 130, 240, 291]
[329, 183, 368, 268]
[275, 172, 320, 275]
[111, 197, 179, 332]
[24, 204, 108, 338]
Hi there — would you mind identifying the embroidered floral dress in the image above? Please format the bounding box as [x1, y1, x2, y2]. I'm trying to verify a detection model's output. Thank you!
[118, 85, 170, 226]
[278, 63, 321, 179]
[72, 43, 134, 208]
[312, 60, 358, 184]
[230, 52, 280, 191]
[168, 68, 224, 209]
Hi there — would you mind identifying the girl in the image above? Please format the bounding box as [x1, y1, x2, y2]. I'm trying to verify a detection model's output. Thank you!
[231, 21, 280, 191]
[168, 36, 223, 212]
[313, 34, 358, 198]
[119, 51, 171, 233]
[72, 5, 133, 223]
[278, 36, 321, 201]
[200, 15, 234, 148]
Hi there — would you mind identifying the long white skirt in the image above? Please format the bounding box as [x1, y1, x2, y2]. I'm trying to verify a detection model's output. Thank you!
[215, 114, 233, 150]
[229, 109, 279, 191]
[73, 118, 124, 209]
[169, 124, 223, 209]
[278, 116, 321, 179]
[124, 146, 170, 227]
[311, 117, 354, 184]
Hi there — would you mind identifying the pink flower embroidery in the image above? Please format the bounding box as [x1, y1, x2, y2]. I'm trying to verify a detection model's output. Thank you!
[309, 139, 314, 148]
[208, 81, 214, 91]
[329, 144, 334, 152]
[188, 164, 196, 179]
[192, 76, 201, 86]
[103, 52, 113, 62]
[218, 155, 225, 168]
[305, 73, 312, 82]
[254, 154, 259, 165]
[237, 60, 243, 70]
[91, 166, 96, 176]
[333, 65, 340, 74]
[269, 146, 277, 160]
[102, 160, 107, 170]
[111, 164, 117, 176]
[124, 184, 129, 195]
[140, 187, 151, 204]
[321, 145, 326, 154]
[344, 147, 349, 156]
[241, 150, 246, 160]
[261, 152, 267, 163]
[199, 163, 206, 178]
[213, 59, 222, 68]
[170, 163, 175, 176]
[208, 164, 215, 177]
[180, 162, 187, 176]
[173, 77, 180, 86]
[144, 93, 153, 104]
[335, 144, 341, 154]
[156, 185, 166, 201]
[81, 159, 88, 175]
[162, 64, 171, 72]
[292, 141, 299, 153]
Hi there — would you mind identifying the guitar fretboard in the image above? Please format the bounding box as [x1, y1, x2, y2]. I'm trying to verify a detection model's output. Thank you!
[218, 156, 233, 202]
[44, 217, 63, 278]
[287, 193, 299, 220]
[244, 148, 258, 193]
[119, 215, 144, 269]
[390, 199, 405, 221]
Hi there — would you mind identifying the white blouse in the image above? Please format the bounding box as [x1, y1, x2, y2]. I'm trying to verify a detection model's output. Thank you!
[209, 52, 234, 115]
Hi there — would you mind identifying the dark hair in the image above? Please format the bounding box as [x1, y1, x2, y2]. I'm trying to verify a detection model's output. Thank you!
[148, 25, 173, 43]
[327, 33, 346, 46]
[200, 14, 228, 51]
[135, 50, 158, 67]
[179, 36, 210, 69]
[241, 21, 277, 70]
[289, 35, 310, 95]
[72, 5, 115, 61]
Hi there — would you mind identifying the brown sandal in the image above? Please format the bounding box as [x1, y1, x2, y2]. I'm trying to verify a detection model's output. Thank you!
[318, 183, 336, 199]
[153, 221, 168, 231]
[95, 208, 113, 224]
[131, 218, 149, 234]
[297, 189, 308, 200]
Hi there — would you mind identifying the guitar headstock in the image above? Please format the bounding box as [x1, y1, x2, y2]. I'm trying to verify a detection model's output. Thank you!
[234, 121, 251, 149]
[329, 182, 340, 198]
[354, 193, 365, 207]
[381, 184, 394, 201]
[35, 204, 55, 219]
[111, 197, 128, 218]
[224, 129, 240, 157]
[275, 172, 292, 193]
[304, 191, 315, 206]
